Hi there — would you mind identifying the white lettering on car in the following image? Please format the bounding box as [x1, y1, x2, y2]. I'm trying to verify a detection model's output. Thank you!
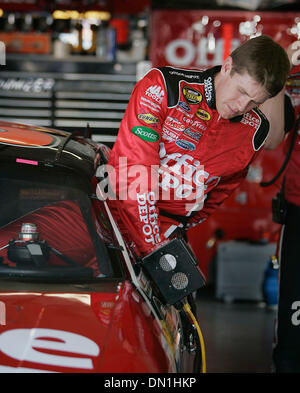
[0, 328, 100, 370]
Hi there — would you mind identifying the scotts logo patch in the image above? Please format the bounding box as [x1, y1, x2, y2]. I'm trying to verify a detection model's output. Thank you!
[182, 86, 202, 104]
[196, 109, 211, 121]
[137, 113, 160, 125]
[131, 126, 159, 142]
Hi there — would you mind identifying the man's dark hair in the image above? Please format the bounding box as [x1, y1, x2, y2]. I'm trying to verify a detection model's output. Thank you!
[230, 35, 290, 97]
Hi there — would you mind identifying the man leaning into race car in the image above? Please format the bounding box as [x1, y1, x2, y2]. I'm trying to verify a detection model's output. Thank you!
[97, 35, 290, 260]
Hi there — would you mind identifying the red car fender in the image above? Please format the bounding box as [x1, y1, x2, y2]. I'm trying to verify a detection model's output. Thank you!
[99, 281, 178, 373]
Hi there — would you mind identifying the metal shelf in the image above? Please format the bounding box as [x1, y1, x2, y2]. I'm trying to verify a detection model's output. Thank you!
[0, 55, 137, 146]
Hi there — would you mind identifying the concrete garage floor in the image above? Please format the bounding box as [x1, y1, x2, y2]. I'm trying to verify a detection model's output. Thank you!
[195, 285, 277, 373]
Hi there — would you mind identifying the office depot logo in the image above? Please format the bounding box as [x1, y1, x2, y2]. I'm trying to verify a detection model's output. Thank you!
[95, 147, 221, 213]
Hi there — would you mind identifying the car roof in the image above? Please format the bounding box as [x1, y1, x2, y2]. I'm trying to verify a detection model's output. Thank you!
[0, 121, 96, 178]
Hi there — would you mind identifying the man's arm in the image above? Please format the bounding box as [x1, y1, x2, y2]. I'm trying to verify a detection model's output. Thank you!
[108, 69, 167, 256]
[187, 168, 249, 227]
[260, 88, 286, 150]
[261, 41, 299, 150]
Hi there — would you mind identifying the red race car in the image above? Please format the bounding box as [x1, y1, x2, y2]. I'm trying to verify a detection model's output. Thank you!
[0, 121, 205, 374]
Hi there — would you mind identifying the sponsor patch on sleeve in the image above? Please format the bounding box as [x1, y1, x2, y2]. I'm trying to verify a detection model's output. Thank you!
[137, 113, 160, 125]
[131, 126, 160, 142]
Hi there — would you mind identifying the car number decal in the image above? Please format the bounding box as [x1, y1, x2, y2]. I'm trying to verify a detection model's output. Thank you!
[0, 328, 100, 370]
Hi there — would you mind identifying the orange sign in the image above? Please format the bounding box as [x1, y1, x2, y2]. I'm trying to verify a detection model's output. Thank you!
[0, 32, 50, 54]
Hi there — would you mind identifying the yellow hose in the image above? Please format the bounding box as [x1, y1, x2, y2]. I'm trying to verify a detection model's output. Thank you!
[183, 301, 207, 373]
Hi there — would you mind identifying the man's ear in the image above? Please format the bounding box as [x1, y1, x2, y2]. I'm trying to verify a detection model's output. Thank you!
[221, 56, 233, 75]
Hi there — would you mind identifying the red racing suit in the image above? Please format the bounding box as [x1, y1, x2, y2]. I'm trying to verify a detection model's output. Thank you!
[107, 66, 269, 256]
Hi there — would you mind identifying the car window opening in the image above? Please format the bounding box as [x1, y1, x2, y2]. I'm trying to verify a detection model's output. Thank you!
[0, 164, 123, 283]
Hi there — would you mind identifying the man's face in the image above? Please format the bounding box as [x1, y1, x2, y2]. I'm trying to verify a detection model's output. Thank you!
[215, 57, 270, 119]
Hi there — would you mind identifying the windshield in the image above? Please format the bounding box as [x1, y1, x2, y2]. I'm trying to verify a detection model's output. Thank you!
[0, 163, 123, 282]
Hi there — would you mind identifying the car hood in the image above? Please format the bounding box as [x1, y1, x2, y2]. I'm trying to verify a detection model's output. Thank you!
[0, 280, 122, 373]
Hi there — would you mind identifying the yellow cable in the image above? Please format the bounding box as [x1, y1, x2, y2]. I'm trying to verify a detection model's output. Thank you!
[183, 302, 207, 373]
